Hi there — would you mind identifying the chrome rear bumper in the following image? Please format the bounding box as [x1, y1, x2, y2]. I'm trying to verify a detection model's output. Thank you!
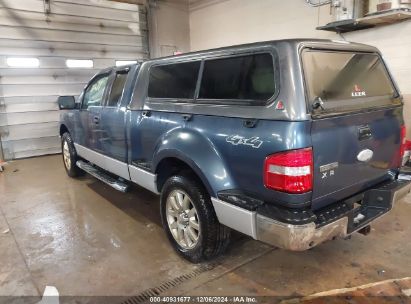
[212, 179, 411, 251]
[255, 215, 348, 251]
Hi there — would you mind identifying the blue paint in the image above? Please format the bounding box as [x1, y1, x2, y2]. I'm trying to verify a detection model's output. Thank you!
[59, 39, 404, 212]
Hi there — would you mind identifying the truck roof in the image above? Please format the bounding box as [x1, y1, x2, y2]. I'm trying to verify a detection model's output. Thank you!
[103, 39, 379, 71]
[147, 38, 379, 63]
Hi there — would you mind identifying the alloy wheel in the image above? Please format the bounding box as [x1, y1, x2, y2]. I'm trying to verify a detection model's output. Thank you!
[166, 190, 200, 249]
[63, 140, 71, 170]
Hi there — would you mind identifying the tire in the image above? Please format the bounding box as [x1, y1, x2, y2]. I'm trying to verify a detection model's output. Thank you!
[160, 175, 230, 263]
[61, 132, 83, 178]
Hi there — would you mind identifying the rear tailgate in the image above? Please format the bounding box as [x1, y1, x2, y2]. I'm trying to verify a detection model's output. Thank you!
[302, 49, 404, 209]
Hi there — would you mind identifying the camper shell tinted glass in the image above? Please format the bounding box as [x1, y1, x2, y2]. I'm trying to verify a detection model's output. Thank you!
[148, 61, 201, 100]
[198, 53, 276, 102]
[145, 51, 278, 106]
[302, 49, 400, 115]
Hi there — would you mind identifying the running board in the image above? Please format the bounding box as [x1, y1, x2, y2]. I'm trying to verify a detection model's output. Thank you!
[76, 160, 129, 193]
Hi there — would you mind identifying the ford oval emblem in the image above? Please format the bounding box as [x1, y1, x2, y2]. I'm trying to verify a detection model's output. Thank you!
[357, 149, 373, 162]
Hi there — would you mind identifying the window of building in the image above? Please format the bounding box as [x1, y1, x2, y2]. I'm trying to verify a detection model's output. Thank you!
[66, 59, 93, 68]
[6, 57, 40, 68]
[116, 60, 137, 67]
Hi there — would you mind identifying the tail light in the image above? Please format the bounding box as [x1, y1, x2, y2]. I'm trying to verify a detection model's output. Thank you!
[264, 148, 313, 194]
[404, 140, 411, 166]
[400, 125, 408, 166]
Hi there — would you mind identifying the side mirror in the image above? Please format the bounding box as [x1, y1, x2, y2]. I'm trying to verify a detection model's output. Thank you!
[58, 96, 76, 110]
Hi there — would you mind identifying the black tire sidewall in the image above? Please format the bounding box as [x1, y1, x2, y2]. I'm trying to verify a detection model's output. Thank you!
[61, 133, 80, 177]
[160, 175, 214, 263]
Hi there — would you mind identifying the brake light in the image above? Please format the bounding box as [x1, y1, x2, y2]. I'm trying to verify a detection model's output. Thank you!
[264, 148, 313, 193]
[400, 125, 407, 166]
[403, 140, 411, 166]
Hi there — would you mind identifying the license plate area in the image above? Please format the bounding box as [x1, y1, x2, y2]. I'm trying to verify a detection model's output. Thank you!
[316, 179, 409, 233]
[347, 204, 388, 234]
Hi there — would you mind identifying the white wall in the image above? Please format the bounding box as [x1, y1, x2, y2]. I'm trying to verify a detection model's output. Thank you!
[149, 0, 191, 58]
[344, 22, 411, 96]
[189, 0, 411, 133]
[189, 0, 334, 51]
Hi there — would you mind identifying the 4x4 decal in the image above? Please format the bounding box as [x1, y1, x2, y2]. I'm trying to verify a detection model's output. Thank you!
[226, 135, 263, 149]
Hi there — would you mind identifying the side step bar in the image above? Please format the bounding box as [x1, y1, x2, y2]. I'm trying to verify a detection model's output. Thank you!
[76, 160, 129, 193]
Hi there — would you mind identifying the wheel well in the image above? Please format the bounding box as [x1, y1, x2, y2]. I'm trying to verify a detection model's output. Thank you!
[155, 157, 208, 194]
[60, 124, 69, 136]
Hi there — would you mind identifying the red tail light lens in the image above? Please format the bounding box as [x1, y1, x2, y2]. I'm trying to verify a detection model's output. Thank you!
[399, 125, 407, 166]
[264, 148, 313, 194]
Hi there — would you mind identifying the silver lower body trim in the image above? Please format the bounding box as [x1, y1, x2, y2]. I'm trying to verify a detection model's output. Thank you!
[211, 180, 411, 251]
[129, 165, 159, 194]
[73, 143, 160, 195]
[211, 198, 257, 239]
[74, 143, 130, 180]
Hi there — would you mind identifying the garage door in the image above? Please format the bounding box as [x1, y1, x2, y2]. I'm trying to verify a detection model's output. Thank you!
[0, 0, 148, 160]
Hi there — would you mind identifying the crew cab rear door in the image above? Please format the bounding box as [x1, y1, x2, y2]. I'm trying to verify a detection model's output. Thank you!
[302, 49, 404, 209]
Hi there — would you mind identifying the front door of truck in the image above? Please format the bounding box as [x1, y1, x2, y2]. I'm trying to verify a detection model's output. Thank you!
[98, 68, 130, 163]
[80, 72, 111, 153]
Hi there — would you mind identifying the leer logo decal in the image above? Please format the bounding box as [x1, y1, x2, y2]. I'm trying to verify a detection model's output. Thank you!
[351, 84, 366, 97]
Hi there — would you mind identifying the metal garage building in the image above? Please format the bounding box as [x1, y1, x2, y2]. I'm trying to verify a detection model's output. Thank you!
[0, 0, 148, 160]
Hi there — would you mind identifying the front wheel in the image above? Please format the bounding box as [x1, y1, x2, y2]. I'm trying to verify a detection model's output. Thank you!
[61, 132, 83, 177]
[160, 175, 230, 263]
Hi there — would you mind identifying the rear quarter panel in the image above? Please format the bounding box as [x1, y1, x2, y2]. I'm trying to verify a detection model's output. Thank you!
[183, 115, 313, 206]
[127, 110, 312, 207]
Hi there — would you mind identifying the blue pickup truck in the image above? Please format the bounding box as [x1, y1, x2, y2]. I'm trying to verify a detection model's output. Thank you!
[59, 39, 411, 263]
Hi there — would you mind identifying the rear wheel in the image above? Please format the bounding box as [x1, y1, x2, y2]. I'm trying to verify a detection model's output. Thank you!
[61, 132, 83, 177]
[160, 175, 230, 263]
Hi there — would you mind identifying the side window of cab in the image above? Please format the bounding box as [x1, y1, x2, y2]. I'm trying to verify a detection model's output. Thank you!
[106, 70, 129, 107]
[82, 74, 110, 109]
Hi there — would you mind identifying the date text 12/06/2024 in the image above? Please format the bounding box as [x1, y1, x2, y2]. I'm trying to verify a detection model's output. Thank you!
[149, 296, 258, 303]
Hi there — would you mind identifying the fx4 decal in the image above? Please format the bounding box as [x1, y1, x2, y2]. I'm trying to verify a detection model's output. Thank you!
[226, 135, 263, 149]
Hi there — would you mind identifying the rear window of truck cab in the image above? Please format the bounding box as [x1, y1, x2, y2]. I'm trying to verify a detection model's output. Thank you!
[302, 50, 400, 114]
[147, 52, 277, 104]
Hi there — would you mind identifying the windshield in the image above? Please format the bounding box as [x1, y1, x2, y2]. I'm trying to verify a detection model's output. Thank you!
[302, 50, 400, 114]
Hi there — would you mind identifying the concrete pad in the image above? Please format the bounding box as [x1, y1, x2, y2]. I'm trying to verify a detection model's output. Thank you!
[0, 209, 39, 298]
[1, 155, 411, 300]
[0, 156, 271, 297]
[175, 193, 411, 298]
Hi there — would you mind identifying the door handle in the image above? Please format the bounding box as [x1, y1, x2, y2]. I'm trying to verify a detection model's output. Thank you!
[182, 114, 192, 121]
[142, 110, 151, 117]
[243, 119, 258, 128]
[93, 116, 100, 124]
[358, 125, 372, 141]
